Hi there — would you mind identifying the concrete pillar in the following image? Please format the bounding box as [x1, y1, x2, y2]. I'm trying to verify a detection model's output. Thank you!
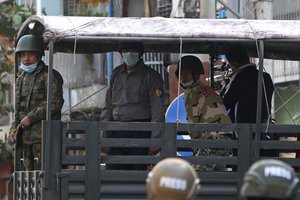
[254, 0, 273, 20]
[200, 0, 216, 19]
[253, 0, 274, 118]
[170, 0, 185, 18]
[199, 0, 216, 86]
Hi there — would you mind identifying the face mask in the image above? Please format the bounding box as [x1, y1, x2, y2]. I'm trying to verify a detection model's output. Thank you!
[181, 80, 194, 88]
[122, 52, 140, 68]
[19, 62, 38, 73]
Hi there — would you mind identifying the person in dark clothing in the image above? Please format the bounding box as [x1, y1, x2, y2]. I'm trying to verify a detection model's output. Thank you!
[100, 42, 165, 170]
[221, 45, 275, 158]
[221, 45, 274, 124]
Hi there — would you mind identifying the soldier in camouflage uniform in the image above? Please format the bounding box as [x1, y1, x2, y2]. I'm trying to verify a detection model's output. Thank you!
[175, 55, 232, 171]
[12, 35, 64, 170]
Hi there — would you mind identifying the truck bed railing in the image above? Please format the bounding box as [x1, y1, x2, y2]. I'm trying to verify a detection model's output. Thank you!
[13, 121, 300, 200]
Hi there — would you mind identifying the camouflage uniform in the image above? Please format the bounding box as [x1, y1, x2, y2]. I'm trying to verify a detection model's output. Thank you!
[184, 80, 232, 171]
[13, 61, 64, 170]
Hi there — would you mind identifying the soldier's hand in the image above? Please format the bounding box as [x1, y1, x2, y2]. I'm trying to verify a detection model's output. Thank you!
[20, 116, 32, 129]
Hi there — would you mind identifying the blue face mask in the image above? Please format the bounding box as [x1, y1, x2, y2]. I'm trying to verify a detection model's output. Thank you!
[19, 62, 38, 73]
[181, 80, 194, 88]
[122, 52, 140, 68]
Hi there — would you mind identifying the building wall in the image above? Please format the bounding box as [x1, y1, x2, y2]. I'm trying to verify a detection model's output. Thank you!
[273, 0, 300, 20]
[275, 83, 300, 124]
[42, 0, 62, 15]
[43, 52, 107, 120]
[127, 0, 145, 17]
[272, 0, 300, 124]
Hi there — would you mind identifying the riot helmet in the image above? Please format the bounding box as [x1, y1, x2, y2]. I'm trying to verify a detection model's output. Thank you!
[175, 55, 204, 79]
[146, 157, 200, 200]
[241, 159, 299, 200]
[15, 35, 45, 57]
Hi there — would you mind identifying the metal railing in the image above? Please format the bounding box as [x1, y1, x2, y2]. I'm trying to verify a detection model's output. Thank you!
[13, 120, 300, 200]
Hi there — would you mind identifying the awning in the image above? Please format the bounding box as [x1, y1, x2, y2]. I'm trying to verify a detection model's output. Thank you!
[17, 15, 300, 60]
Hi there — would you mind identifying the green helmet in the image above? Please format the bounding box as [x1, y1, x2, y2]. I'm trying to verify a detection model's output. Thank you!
[146, 158, 200, 200]
[241, 159, 299, 199]
[175, 55, 204, 78]
[15, 35, 45, 56]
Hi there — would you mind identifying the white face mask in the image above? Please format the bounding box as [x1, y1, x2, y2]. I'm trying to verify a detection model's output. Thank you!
[122, 52, 140, 68]
[181, 80, 194, 88]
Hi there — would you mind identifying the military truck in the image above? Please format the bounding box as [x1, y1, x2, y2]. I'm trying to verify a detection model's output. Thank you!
[12, 16, 300, 200]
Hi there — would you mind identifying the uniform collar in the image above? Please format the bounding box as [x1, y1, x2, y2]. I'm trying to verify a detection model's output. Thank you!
[120, 60, 144, 73]
[35, 60, 46, 73]
[233, 63, 256, 74]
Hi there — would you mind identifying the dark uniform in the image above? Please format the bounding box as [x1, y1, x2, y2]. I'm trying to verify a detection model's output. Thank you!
[100, 60, 165, 170]
[222, 64, 274, 123]
[13, 61, 64, 170]
[221, 57, 275, 158]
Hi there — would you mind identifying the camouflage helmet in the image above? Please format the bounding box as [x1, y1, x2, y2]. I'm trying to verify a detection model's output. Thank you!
[175, 55, 204, 78]
[146, 158, 200, 200]
[241, 159, 299, 199]
[15, 35, 45, 56]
